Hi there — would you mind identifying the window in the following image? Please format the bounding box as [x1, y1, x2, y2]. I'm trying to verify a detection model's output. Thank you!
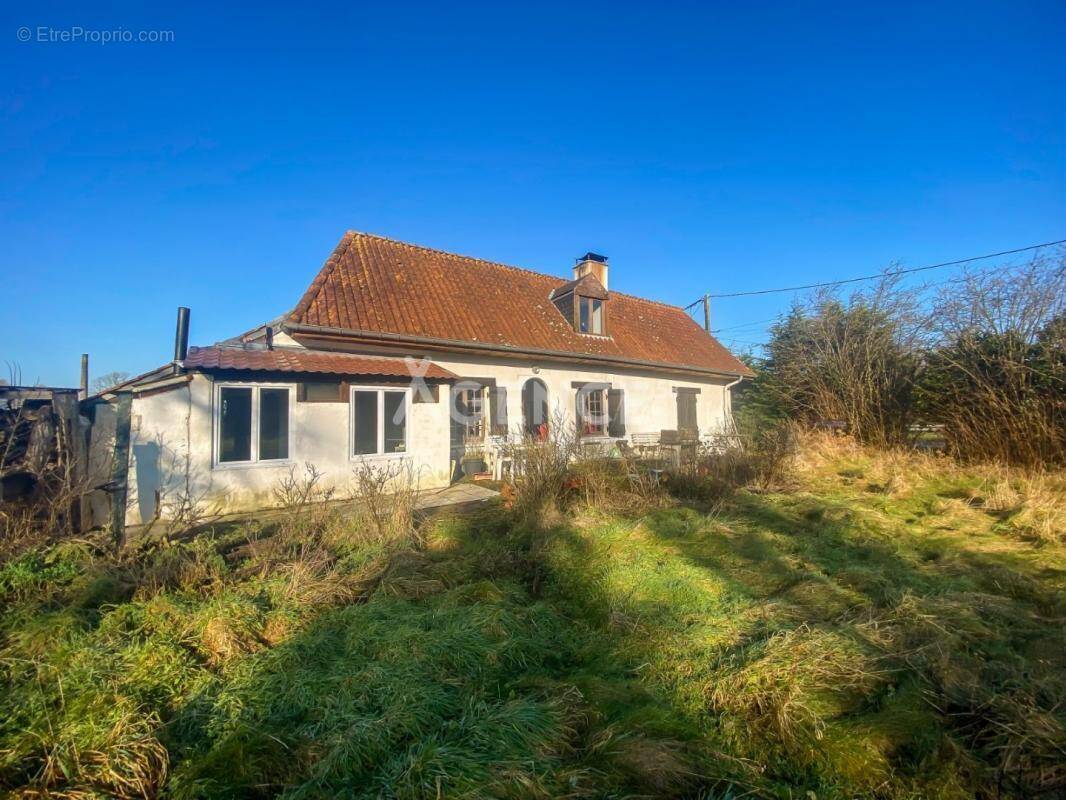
[219, 387, 252, 462]
[455, 387, 484, 442]
[577, 387, 607, 436]
[259, 388, 289, 460]
[578, 296, 603, 334]
[351, 387, 409, 456]
[216, 384, 291, 465]
[522, 379, 550, 438]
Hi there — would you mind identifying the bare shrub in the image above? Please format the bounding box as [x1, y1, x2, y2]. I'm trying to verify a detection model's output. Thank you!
[499, 413, 580, 521]
[233, 464, 339, 580]
[272, 462, 336, 540]
[669, 422, 798, 505]
[349, 459, 422, 548]
[0, 503, 50, 563]
[144, 487, 222, 546]
[918, 258, 1065, 466]
[228, 463, 402, 611]
[567, 453, 667, 516]
[1, 396, 96, 560]
[91, 371, 130, 394]
[274, 462, 333, 511]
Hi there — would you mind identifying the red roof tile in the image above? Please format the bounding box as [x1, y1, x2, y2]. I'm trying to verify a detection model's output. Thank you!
[183, 346, 457, 380]
[289, 232, 753, 377]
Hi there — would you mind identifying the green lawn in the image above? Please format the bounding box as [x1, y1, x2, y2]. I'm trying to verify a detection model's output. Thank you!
[2, 444, 1064, 798]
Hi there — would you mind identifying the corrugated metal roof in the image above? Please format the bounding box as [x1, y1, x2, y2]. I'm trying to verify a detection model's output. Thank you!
[183, 345, 457, 380]
[289, 231, 753, 377]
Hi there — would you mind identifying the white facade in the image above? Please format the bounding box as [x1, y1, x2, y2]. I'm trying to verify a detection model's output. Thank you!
[115, 344, 738, 525]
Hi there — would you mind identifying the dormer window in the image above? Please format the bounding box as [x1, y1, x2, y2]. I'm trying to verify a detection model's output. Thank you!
[579, 296, 604, 335]
[550, 251, 610, 336]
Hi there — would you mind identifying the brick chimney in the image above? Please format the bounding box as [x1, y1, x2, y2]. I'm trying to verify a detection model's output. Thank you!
[573, 252, 608, 290]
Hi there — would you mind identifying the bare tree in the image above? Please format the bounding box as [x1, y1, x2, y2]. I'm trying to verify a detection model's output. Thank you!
[91, 371, 130, 394]
[918, 256, 1065, 465]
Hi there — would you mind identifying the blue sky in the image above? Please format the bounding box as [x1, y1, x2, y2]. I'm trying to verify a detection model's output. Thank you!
[2, 1, 1064, 386]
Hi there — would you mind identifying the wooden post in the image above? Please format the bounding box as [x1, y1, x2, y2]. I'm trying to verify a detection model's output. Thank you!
[80, 354, 89, 400]
[702, 295, 711, 333]
[109, 392, 133, 548]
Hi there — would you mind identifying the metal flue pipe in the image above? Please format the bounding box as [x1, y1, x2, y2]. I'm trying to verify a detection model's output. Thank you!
[173, 307, 190, 372]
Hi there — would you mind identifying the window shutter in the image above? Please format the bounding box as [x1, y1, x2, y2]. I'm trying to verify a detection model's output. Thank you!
[676, 391, 698, 436]
[489, 386, 508, 435]
[607, 388, 625, 437]
[449, 387, 465, 444]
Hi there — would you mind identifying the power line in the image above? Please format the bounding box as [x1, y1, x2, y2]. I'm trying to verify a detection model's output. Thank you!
[711, 315, 782, 334]
[704, 259, 1061, 341]
[682, 238, 1065, 310]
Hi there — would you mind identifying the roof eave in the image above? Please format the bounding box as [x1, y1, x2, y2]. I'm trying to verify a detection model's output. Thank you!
[285, 322, 752, 380]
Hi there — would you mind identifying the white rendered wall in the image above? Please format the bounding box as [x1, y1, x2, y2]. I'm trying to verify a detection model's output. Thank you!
[124, 349, 738, 524]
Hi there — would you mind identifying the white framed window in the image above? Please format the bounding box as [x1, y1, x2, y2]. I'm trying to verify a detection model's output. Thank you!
[214, 383, 293, 467]
[455, 386, 484, 442]
[350, 386, 410, 457]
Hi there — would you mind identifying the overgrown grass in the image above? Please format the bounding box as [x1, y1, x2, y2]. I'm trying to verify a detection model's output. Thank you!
[2, 437, 1064, 798]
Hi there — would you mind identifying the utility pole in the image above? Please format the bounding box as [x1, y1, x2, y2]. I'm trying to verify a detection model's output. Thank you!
[702, 294, 711, 333]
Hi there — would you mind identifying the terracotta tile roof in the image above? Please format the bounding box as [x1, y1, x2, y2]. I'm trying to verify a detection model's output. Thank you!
[289, 231, 753, 377]
[182, 345, 457, 380]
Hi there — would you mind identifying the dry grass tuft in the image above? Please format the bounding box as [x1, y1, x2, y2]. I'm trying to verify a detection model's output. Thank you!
[611, 736, 697, 794]
[20, 693, 169, 800]
[796, 429, 1065, 543]
[710, 626, 889, 754]
[863, 591, 1066, 795]
[199, 615, 261, 666]
[129, 538, 227, 599]
[999, 472, 1065, 543]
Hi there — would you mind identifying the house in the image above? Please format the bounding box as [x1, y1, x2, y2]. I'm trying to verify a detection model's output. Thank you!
[88, 231, 753, 526]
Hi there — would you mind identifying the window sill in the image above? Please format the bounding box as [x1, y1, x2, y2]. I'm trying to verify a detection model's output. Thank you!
[213, 459, 295, 471]
[350, 452, 411, 462]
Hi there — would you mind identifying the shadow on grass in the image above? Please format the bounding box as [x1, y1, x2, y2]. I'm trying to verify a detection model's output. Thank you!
[9, 492, 1062, 799]
[156, 505, 750, 799]
[632, 491, 1066, 799]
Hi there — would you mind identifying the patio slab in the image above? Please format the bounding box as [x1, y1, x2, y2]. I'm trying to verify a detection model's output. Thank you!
[416, 482, 499, 510]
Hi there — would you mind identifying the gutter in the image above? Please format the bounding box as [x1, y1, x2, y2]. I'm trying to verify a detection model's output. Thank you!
[284, 322, 751, 381]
